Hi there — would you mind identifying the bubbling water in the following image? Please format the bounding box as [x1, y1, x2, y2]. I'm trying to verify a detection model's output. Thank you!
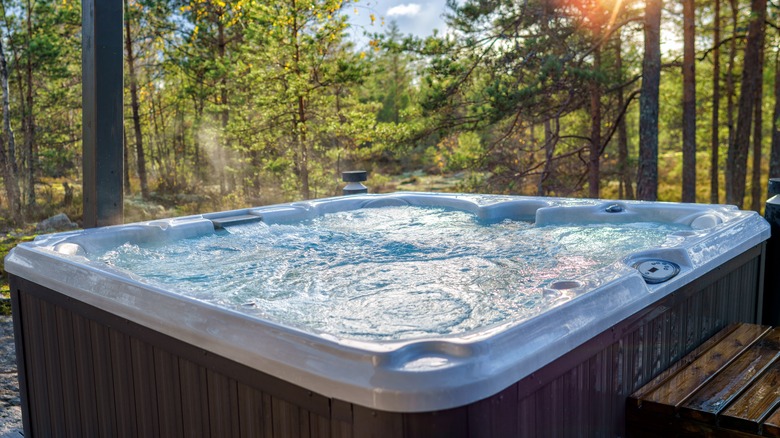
[98, 206, 689, 341]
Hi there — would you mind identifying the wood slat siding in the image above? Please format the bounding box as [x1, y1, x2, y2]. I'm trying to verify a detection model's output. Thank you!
[10, 244, 764, 437]
[70, 312, 99, 437]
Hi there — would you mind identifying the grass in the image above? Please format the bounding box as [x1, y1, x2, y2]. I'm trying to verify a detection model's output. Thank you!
[0, 285, 9, 316]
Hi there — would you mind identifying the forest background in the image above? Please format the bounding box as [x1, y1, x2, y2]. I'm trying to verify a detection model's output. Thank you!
[0, 0, 777, 228]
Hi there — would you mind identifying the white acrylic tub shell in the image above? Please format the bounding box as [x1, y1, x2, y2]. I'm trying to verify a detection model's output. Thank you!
[4, 193, 770, 412]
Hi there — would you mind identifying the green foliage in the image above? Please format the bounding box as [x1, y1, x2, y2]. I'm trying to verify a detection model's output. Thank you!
[449, 132, 484, 171]
[39, 145, 77, 178]
[426, 132, 485, 172]
[0, 0, 774, 229]
[0, 293, 9, 316]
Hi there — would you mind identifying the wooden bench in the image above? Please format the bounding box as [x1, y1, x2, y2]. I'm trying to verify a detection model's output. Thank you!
[627, 323, 780, 437]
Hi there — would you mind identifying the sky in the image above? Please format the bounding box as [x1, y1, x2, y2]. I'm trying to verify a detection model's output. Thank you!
[347, 1, 686, 55]
[347, 0, 449, 48]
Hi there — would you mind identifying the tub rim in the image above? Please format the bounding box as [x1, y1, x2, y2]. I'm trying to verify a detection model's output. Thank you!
[4, 192, 771, 412]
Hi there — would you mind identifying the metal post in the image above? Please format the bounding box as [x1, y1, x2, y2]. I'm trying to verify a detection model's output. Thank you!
[82, 0, 123, 228]
[764, 178, 780, 325]
[342, 171, 368, 195]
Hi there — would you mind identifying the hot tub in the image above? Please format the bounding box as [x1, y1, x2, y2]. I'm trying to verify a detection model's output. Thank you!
[7, 193, 770, 437]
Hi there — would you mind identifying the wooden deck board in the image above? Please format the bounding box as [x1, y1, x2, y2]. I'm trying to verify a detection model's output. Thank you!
[678, 327, 780, 424]
[638, 324, 769, 415]
[628, 323, 780, 437]
[720, 358, 780, 433]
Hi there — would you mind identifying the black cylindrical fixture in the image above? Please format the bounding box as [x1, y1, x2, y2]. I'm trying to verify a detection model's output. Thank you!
[770, 179, 780, 196]
[764, 178, 780, 324]
[342, 170, 368, 195]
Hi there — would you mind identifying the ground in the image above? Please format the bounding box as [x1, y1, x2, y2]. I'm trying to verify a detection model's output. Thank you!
[388, 170, 480, 193]
[0, 316, 21, 437]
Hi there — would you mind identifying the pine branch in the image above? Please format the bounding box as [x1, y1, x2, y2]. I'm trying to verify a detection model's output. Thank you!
[698, 34, 747, 62]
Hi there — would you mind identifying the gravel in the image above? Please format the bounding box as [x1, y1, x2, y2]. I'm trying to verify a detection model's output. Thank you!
[0, 316, 22, 437]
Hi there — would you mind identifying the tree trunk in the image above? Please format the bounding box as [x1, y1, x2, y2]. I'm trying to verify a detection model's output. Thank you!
[150, 92, 173, 189]
[681, 0, 696, 202]
[637, 0, 662, 201]
[297, 96, 310, 200]
[771, 51, 780, 178]
[194, 96, 203, 181]
[710, 0, 721, 203]
[724, 0, 738, 195]
[538, 119, 556, 195]
[725, 0, 766, 207]
[151, 90, 170, 188]
[123, 126, 131, 195]
[124, 0, 148, 198]
[291, 4, 309, 200]
[750, 41, 765, 212]
[589, 46, 601, 199]
[616, 34, 633, 200]
[217, 19, 229, 195]
[0, 37, 21, 223]
[392, 50, 401, 125]
[23, 0, 35, 213]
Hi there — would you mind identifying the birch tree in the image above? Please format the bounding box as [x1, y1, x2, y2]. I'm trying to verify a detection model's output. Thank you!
[0, 36, 20, 222]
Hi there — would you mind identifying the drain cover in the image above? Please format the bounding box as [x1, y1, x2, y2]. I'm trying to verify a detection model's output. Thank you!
[634, 260, 680, 284]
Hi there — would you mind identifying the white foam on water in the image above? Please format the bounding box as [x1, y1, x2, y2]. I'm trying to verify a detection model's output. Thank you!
[97, 206, 688, 340]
